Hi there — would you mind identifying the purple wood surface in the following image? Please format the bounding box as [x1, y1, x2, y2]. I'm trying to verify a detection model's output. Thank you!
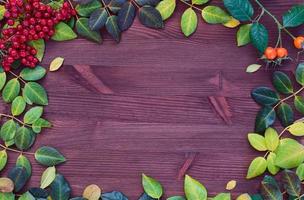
[1, 0, 304, 198]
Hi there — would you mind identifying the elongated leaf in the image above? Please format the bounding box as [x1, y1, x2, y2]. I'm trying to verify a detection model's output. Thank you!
[156, 0, 176, 20]
[282, 170, 301, 196]
[23, 82, 48, 105]
[40, 166, 56, 189]
[15, 127, 34, 150]
[296, 63, 304, 85]
[272, 71, 293, 94]
[251, 87, 280, 106]
[35, 146, 66, 166]
[107, 0, 126, 13]
[27, 39, 45, 62]
[24, 106, 43, 124]
[16, 154, 31, 178]
[142, 174, 163, 199]
[288, 121, 304, 136]
[102, 191, 128, 200]
[20, 66, 46, 81]
[28, 187, 49, 198]
[277, 103, 294, 127]
[136, 0, 159, 6]
[261, 182, 283, 200]
[8, 166, 28, 192]
[0, 120, 16, 142]
[106, 16, 121, 42]
[75, 0, 102, 17]
[296, 163, 304, 181]
[247, 133, 267, 151]
[267, 152, 280, 175]
[184, 175, 207, 200]
[50, 174, 71, 200]
[181, 8, 197, 37]
[139, 5, 164, 29]
[2, 78, 20, 103]
[246, 156, 267, 179]
[237, 24, 252, 46]
[50, 57, 64, 72]
[0, 150, 7, 172]
[226, 180, 236, 190]
[52, 22, 77, 41]
[223, 0, 254, 21]
[0, 72, 6, 91]
[250, 22, 268, 54]
[117, 2, 136, 31]
[223, 17, 240, 28]
[294, 95, 304, 114]
[89, 9, 108, 31]
[283, 5, 304, 28]
[275, 138, 304, 169]
[246, 64, 261, 73]
[11, 96, 26, 116]
[255, 106, 276, 133]
[201, 6, 231, 24]
[76, 18, 102, 43]
[264, 127, 279, 152]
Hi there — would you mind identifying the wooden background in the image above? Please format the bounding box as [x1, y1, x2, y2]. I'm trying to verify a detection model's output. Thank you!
[2, 0, 304, 198]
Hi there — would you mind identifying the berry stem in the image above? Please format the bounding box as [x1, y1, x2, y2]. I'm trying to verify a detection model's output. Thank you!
[9, 71, 26, 84]
[273, 86, 304, 109]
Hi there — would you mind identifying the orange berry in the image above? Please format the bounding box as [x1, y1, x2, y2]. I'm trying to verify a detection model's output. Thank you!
[276, 48, 288, 58]
[264, 47, 277, 60]
[294, 36, 304, 49]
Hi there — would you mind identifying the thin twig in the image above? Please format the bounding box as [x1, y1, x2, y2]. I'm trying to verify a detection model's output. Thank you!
[0, 114, 32, 128]
[0, 144, 34, 155]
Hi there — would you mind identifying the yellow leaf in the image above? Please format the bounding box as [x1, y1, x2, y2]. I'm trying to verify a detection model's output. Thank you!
[0, 177, 14, 193]
[83, 184, 102, 200]
[49, 57, 64, 72]
[223, 17, 240, 28]
[225, 180, 236, 190]
[236, 193, 252, 200]
[288, 122, 304, 136]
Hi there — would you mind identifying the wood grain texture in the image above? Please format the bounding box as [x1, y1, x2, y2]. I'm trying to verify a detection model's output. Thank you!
[2, 0, 304, 199]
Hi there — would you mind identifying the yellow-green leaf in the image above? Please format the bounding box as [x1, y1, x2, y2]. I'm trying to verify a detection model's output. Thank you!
[184, 175, 207, 200]
[40, 166, 56, 189]
[201, 6, 231, 24]
[247, 133, 267, 151]
[267, 152, 280, 175]
[156, 0, 176, 20]
[246, 157, 267, 179]
[225, 180, 236, 190]
[50, 57, 64, 72]
[288, 121, 304, 136]
[142, 174, 163, 199]
[236, 193, 251, 200]
[181, 8, 197, 37]
[223, 17, 240, 28]
[265, 127, 279, 151]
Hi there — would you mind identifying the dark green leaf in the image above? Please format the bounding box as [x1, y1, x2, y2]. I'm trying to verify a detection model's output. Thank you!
[11, 96, 26, 116]
[251, 87, 280, 106]
[117, 2, 136, 31]
[27, 39, 45, 62]
[23, 106, 43, 124]
[8, 166, 28, 192]
[0, 192, 14, 200]
[76, 18, 102, 43]
[281, 170, 301, 197]
[223, 0, 254, 21]
[14, 127, 35, 150]
[35, 146, 66, 166]
[263, 175, 280, 189]
[296, 63, 304, 85]
[260, 182, 283, 200]
[50, 174, 71, 200]
[276, 103, 294, 127]
[2, 78, 20, 103]
[255, 106, 276, 133]
[89, 8, 108, 31]
[108, 0, 126, 13]
[75, 0, 102, 17]
[0, 119, 16, 142]
[139, 6, 164, 29]
[251, 194, 263, 200]
[73, 0, 93, 5]
[29, 187, 49, 198]
[272, 71, 293, 94]
[135, 0, 159, 6]
[106, 16, 121, 42]
[20, 66, 46, 81]
[102, 191, 129, 200]
[23, 82, 48, 106]
[138, 193, 156, 200]
[250, 22, 268, 54]
[283, 5, 304, 28]
[16, 154, 32, 178]
[52, 22, 77, 41]
[294, 96, 304, 114]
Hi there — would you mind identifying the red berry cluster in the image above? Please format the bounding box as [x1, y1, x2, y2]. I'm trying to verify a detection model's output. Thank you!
[0, 0, 76, 71]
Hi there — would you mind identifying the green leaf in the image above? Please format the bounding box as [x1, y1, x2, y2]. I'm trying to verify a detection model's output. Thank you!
[181, 8, 197, 37]
[89, 8, 108, 31]
[2, 78, 20, 103]
[0, 150, 7, 172]
[0, 72, 6, 92]
[107, 0, 125, 13]
[18, 192, 35, 200]
[267, 152, 280, 175]
[139, 5, 164, 29]
[23, 106, 43, 124]
[142, 174, 163, 198]
[275, 138, 304, 169]
[261, 181, 283, 200]
[0, 119, 16, 142]
[75, 0, 102, 17]
[14, 127, 35, 150]
[264, 127, 279, 152]
[272, 71, 293, 94]
[156, 0, 176, 20]
[102, 191, 128, 200]
[50, 174, 71, 200]
[192, 0, 208, 5]
[255, 106, 276, 133]
[251, 87, 280, 106]
[236, 194, 251, 200]
[246, 63, 261, 73]
[250, 22, 268, 54]
[184, 175, 207, 200]
[20, 66, 46, 81]
[106, 16, 121, 42]
[0, 192, 14, 200]
[213, 193, 231, 200]
[16, 154, 32, 178]
[282, 170, 301, 197]
[35, 146, 66, 166]
[277, 103, 294, 127]
[0, 5, 6, 20]
[23, 82, 48, 106]
[296, 63, 304, 85]
[11, 96, 26, 116]
[33, 118, 52, 128]
[294, 96, 304, 114]
[117, 2, 136, 31]
[201, 6, 231, 24]
[283, 5, 304, 28]
[247, 133, 267, 151]
[76, 18, 102, 43]
[40, 166, 56, 189]
[52, 22, 77, 41]
[246, 156, 267, 179]
[287, 121, 304, 136]
[27, 39, 45, 62]
[296, 163, 304, 181]
[223, 0, 254, 21]
[167, 196, 186, 200]
[8, 166, 28, 192]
